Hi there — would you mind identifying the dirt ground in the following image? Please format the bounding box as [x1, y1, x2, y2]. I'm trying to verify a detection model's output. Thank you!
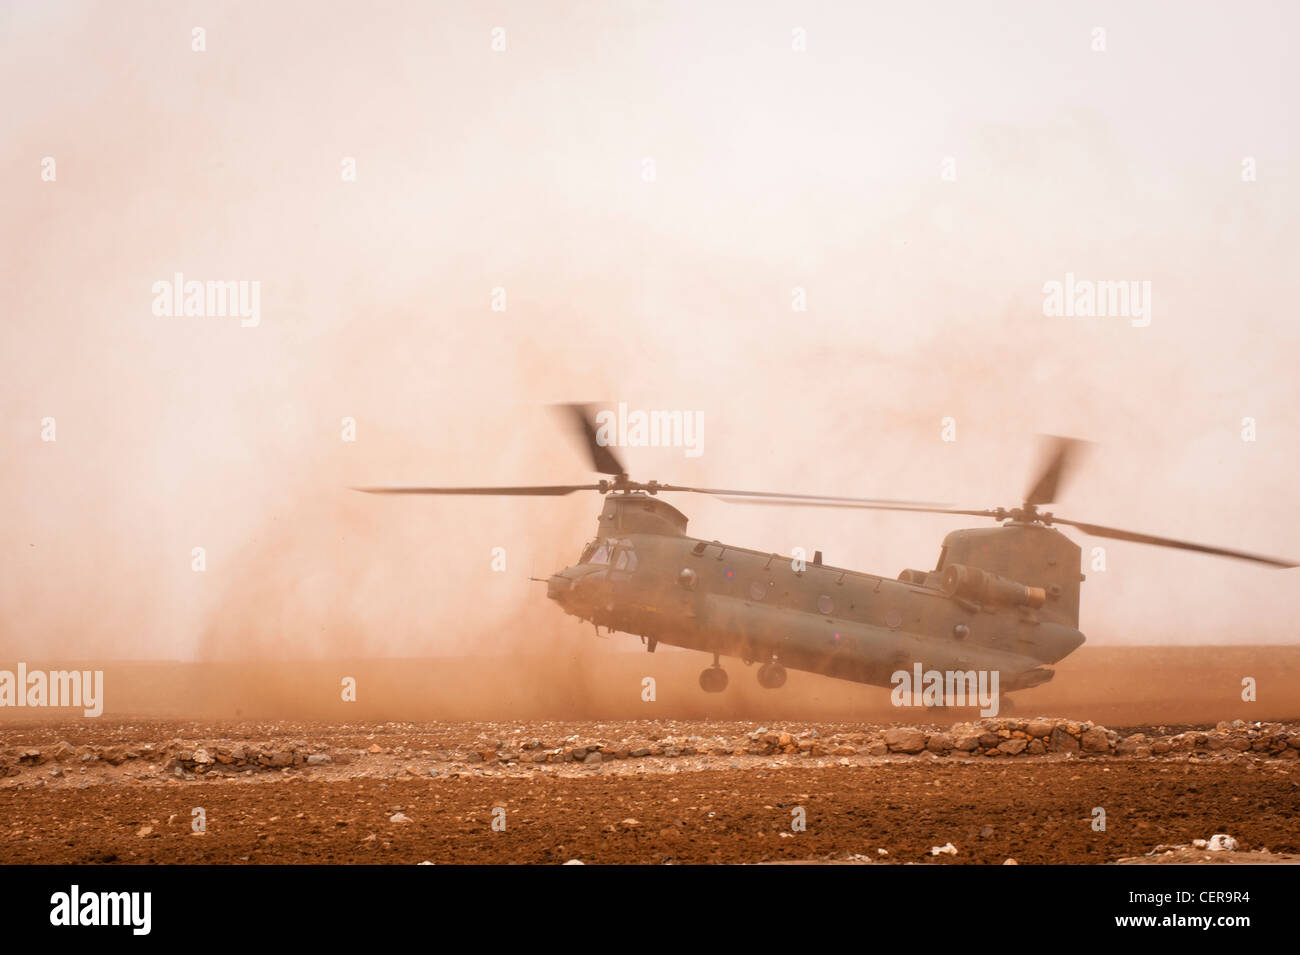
[2, 646, 1297, 865]
[2, 718, 1299, 865]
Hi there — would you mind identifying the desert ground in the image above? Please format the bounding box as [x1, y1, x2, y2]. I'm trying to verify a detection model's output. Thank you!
[2, 645, 1298, 864]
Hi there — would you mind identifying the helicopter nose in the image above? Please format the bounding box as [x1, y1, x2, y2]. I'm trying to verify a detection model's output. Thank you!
[546, 574, 573, 601]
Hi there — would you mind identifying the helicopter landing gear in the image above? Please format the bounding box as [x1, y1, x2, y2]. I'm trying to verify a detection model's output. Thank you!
[757, 661, 787, 689]
[699, 665, 729, 693]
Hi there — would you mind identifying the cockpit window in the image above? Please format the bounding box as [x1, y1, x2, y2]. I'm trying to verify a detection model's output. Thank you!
[582, 538, 636, 569]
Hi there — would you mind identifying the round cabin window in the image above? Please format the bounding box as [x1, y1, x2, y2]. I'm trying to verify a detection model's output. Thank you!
[885, 609, 903, 630]
[748, 581, 768, 601]
[817, 594, 834, 615]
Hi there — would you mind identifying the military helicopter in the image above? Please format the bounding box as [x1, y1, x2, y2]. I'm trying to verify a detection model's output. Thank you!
[356, 406, 1295, 709]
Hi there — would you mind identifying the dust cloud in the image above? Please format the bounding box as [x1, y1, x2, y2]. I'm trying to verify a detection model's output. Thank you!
[1, 0, 1297, 698]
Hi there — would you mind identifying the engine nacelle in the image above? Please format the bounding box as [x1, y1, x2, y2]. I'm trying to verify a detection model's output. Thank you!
[941, 563, 1046, 609]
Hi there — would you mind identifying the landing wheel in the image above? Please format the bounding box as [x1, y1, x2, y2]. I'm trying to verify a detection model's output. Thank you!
[699, 666, 729, 693]
[757, 662, 787, 689]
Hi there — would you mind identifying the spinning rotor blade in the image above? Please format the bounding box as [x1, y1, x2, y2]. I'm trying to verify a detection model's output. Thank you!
[718, 496, 995, 519]
[557, 402, 626, 476]
[1024, 435, 1087, 506]
[353, 484, 602, 496]
[1049, 516, 1298, 568]
[660, 485, 946, 507]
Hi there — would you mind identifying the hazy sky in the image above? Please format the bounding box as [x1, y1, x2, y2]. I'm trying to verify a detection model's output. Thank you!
[2, 0, 1297, 659]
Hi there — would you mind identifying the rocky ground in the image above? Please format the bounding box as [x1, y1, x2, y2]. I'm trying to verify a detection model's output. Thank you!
[2, 717, 1298, 864]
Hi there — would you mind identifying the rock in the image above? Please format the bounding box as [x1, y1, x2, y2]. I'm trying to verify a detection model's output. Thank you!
[1049, 727, 1080, 753]
[1207, 834, 1238, 852]
[979, 825, 995, 838]
[563, 859, 585, 865]
[930, 842, 958, 856]
[1115, 734, 1147, 755]
[1026, 719, 1055, 738]
[1003, 858, 1018, 865]
[1079, 727, 1111, 753]
[583, 752, 602, 765]
[367, 744, 382, 754]
[306, 754, 331, 766]
[630, 748, 650, 758]
[952, 729, 982, 752]
[997, 738, 1027, 756]
[1026, 739, 1046, 755]
[926, 733, 953, 754]
[389, 812, 413, 824]
[1151, 739, 1172, 755]
[865, 741, 888, 756]
[136, 826, 153, 838]
[883, 727, 926, 754]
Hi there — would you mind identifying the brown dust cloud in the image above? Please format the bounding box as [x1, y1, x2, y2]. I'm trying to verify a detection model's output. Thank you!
[1, 3, 1297, 718]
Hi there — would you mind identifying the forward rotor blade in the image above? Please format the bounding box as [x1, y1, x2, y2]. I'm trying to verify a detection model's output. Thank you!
[353, 485, 602, 496]
[557, 403, 625, 476]
[718, 496, 995, 519]
[664, 485, 947, 508]
[1050, 517, 1297, 568]
[1024, 435, 1087, 506]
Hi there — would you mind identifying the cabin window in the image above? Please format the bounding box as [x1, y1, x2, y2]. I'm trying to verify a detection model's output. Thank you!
[817, 594, 834, 615]
[748, 581, 768, 601]
[614, 547, 638, 571]
[587, 541, 615, 566]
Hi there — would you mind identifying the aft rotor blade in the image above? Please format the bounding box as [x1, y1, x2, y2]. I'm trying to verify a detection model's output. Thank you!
[1024, 435, 1087, 506]
[1050, 516, 1297, 568]
[557, 403, 626, 476]
[353, 484, 602, 496]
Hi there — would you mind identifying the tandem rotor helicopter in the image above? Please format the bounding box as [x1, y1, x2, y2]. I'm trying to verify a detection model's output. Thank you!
[356, 406, 1295, 710]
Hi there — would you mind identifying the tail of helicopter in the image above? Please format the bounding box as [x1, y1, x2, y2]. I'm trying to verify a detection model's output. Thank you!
[927, 523, 1084, 629]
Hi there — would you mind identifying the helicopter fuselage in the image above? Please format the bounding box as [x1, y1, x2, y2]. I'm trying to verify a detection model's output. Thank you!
[545, 492, 1087, 695]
